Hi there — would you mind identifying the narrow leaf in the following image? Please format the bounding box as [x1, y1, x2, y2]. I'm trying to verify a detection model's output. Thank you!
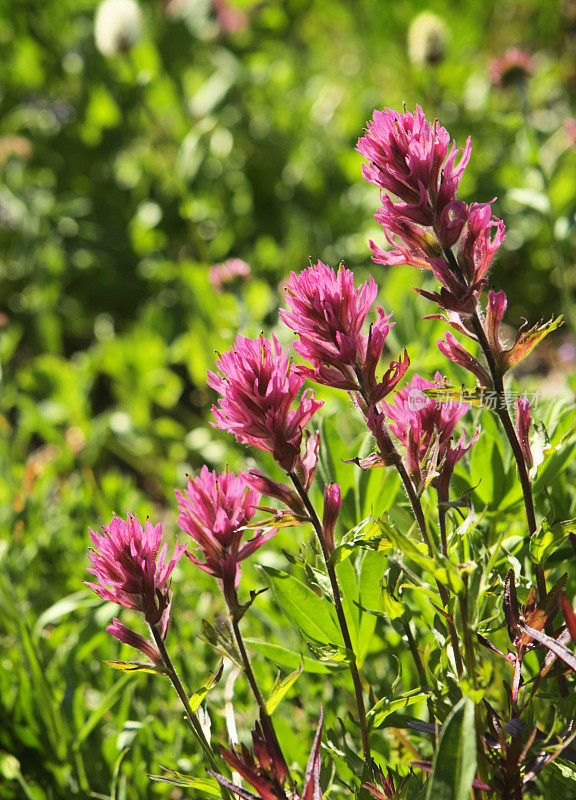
[104, 660, 168, 676]
[189, 661, 224, 713]
[424, 697, 477, 800]
[523, 625, 576, 672]
[149, 769, 222, 794]
[259, 567, 342, 645]
[266, 665, 303, 715]
[244, 639, 340, 674]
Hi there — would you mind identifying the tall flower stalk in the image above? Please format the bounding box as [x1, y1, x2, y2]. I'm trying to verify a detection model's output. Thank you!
[85, 514, 228, 791]
[357, 105, 562, 600]
[209, 333, 372, 763]
[176, 466, 286, 769]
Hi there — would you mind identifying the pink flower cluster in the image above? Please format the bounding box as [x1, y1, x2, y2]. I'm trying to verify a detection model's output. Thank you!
[383, 373, 478, 494]
[281, 261, 408, 402]
[208, 335, 323, 472]
[176, 466, 276, 606]
[209, 257, 251, 292]
[357, 105, 505, 314]
[86, 514, 187, 661]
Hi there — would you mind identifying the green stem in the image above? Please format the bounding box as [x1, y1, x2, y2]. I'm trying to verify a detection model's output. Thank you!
[403, 621, 436, 725]
[436, 493, 464, 679]
[150, 626, 231, 799]
[441, 246, 546, 601]
[289, 471, 372, 765]
[228, 613, 293, 787]
[459, 576, 477, 689]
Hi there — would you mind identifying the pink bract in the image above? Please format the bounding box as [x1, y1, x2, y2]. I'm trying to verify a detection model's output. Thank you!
[281, 261, 408, 402]
[86, 513, 186, 631]
[358, 105, 506, 311]
[176, 466, 276, 595]
[357, 105, 471, 233]
[208, 334, 323, 471]
[383, 372, 468, 457]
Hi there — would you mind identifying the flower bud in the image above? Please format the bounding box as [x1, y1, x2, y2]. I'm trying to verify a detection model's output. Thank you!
[321, 483, 342, 555]
[407, 12, 449, 67]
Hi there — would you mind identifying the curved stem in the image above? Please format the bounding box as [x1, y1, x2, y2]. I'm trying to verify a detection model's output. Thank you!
[289, 471, 372, 764]
[149, 627, 231, 799]
[440, 246, 545, 599]
[469, 310, 547, 602]
[228, 613, 293, 787]
[353, 379, 432, 554]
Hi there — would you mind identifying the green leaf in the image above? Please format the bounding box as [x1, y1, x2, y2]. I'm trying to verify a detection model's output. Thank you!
[189, 661, 224, 713]
[378, 517, 464, 593]
[104, 660, 168, 676]
[529, 519, 576, 565]
[368, 687, 428, 728]
[425, 697, 476, 800]
[469, 429, 509, 509]
[357, 550, 387, 663]
[266, 665, 303, 715]
[330, 517, 384, 566]
[258, 566, 342, 645]
[244, 639, 341, 674]
[305, 640, 354, 664]
[533, 427, 576, 498]
[149, 769, 222, 794]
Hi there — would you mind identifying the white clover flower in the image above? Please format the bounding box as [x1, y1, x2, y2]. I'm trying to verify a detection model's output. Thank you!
[94, 0, 143, 57]
[407, 12, 448, 67]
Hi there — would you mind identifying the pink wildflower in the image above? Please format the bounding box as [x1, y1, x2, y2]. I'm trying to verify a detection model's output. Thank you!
[213, 0, 249, 34]
[86, 513, 186, 633]
[383, 372, 476, 490]
[489, 48, 533, 88]
[106, 617, 162, 665]
[209, 258, 251, 292]
[438, 331, 491, 386]
[208, 335, 323, 472]
[321, 482, 342, 555]
[281, 261, 409, 402]
[456, 203, 506, 284]
[358, 106, 505, 313]
[357, 105, 470, 234]
[176, 466, 275, 605]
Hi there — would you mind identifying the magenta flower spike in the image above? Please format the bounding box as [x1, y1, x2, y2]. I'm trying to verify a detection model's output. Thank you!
[358, 105, 506, 315]
[86, 513, 186, 633]
[383, 372, 477, 493]
[176, 466, 276, 604]
[281, 260, 409, 403]
[208, 335, 323, 472]
[357, 105, 470, 234]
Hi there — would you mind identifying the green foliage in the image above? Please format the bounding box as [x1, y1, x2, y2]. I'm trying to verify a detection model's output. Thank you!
[2, 0, 576, 798]
[424, 698, 476, 800]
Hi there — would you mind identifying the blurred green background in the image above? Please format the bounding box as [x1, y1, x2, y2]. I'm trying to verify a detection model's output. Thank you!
[1, 0, 576, 797]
